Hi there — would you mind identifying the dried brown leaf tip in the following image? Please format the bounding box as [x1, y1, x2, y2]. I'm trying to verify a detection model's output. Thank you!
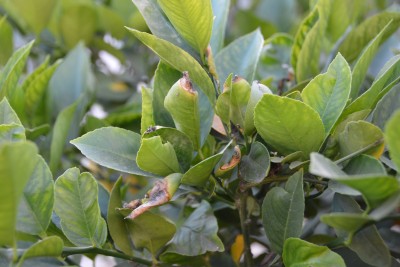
[215, 145, 241, 177]
[180, 71, 196, 94]
[124, 173, 182, 220]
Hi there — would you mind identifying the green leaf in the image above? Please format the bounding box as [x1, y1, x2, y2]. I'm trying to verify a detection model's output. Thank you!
[283, 238, 345, 267]
[107, 177, 134, 256]
[127, 28, 215, 105]
[215, 29, 264, 83]
[0, 141, 38, 246]
[153, 61, 181, 127]
[161, 200, 224, 258]
[143, 127, 193, 172]
[0, 97, 22, 125]
[0, 16, 13, 66]
[320, 213, 372, 232]
[210, 0, 230, 54]
[181, 142, 230, 186]
[372, 84, 400, 130]
[48, 42, 93, 119]
[17, 156, 53, 236]
[96, 6, 126, 39]
[254, 94, 325, 156]
[158, 0, 213, 59]
[385, 110, 400, 171]
[137, 136, 181, 176]
[54, 168, 107, 247]
[49, 101, 78, 174]
[350, 20, 393, 100]
[338, 121, 384, 158]
[164, 74, 202, 151]
[128, 211, 176, 256]
[309, 153, 347, 178]
[71, 127, 152, 176]
[18, 236, 63, 266]
[140, 87, 154, 135]
[339, 12, 400, 63]
[244, 81, 272, 136]
[343, 54, 400, 117]
[131, 0, 198, 58]
[0, 98, 25, 143]
[60, 3, 97, 49]
[301, 53, 351, 135]
[11, 0, 56, 35]
[344, 155, 386, 176]
[262, 170, 304, 253]
[24, 61, 60, 118]
[240, 141, 270, 184]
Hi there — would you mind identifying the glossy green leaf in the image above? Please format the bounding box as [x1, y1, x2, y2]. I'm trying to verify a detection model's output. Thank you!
[343, 54, 400, 117]
[152, 62, 181, 127]
[131, 0, 198, 58]
[181, 142, 230, 186]
[240, 142, 270, 184]
[107, 177, 134, 256]
[17, 156, 53, 236]
[372, 84, 400, 130]
[127, 28, 215, 105]
[385, 110, 400, 171]
[283, 238, 345, 267]
[140, 87, 154, 135]
[158, 0, 213, 59]
[344, 155, 386, 176]
[0, 16, 13, 66]
[54, 168, 107, 247]
[215, 29, 264, 83]
[350, 21, 393, 100]
[60, 3, 97, 49]
[254, 94, 325, 156]
[48, 42, 93, 119]
[24, 61, 60, 118]
[18, 236, 63, 266]
[215, 74, 233, 124]
[137, 136, 180, 176]
[309, 153, 347, 178]
[12, 0, 56, 35]
[301, 53, 351, 135]
[210, 0, 230, 54]
[164, 76, 201, 151]
[262, 170, 304, 253]
[0, 141, 38, 246]
[339, 12, 400, 63]
[244, 81, 272, 136]
[338, 121, 384, 158]
[71, 127, 152, 176]
[0, 98, 25, 143]
[49, 101, 78, 174]
[331, 194, 391, 267]
[144, 127, 193, 172]
[128, 211, 176, 256]
[320, 213, 372, 232]
[161, 200, 224, 258]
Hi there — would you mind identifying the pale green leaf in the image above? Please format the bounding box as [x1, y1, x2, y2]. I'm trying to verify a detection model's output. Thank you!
[17, 156, 54, 236]
[128, 211, 176, 256]
[210, 0, 230, 54]
[137, 136, 181, 176]
[262, 170, 304, 253]
[372, 84, 400, 130]
[0, 141, 38, 246]
[283, 238, 345, 267]
[385, 110, 400, 171]
[18, 236, 63, 266]
[320, 213, 372, 232]
[254, 94, 325, 156]
[158, 0, 213, 59]
[140, 87, 154, 135]
[71, 127, 152, 176]
[301, 53, 351, 135]
[0, 16, 13, 66]
[54, 168, 107, 247]
[215, 29, 264, 83]
[127, 28, 215, 105]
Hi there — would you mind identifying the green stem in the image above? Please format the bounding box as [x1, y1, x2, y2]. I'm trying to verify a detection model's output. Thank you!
[334, 138, 384, 165]
[62, 247, 153, 266]
[236, 190, 253, 267]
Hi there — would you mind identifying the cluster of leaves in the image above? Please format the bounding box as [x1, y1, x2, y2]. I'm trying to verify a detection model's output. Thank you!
[1, 0, 400, 266]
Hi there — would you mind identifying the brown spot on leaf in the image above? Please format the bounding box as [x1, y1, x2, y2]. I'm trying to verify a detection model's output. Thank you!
[180, 71, 195, 94]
